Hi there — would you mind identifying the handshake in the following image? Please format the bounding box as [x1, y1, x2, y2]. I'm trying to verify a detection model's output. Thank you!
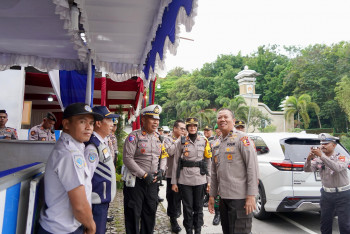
[143, 170, 164, 185]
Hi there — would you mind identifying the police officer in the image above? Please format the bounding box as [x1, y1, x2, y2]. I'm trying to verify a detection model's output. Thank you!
[123, 104, 168, 234]
[164, 119, 186, 233]
[203, 125, 214, 208]
[158, 126, 164, 135]
[0, 109, 18, 139]
[234, 120, 245, 132]
[172, 117, 212, 234]
[208, 108, 259, 234]
[84, 106, 118, 234]
[203, 125, 214, 141]
[29, 112, 57, 141]
[107, 118, 118, 163]
[38, 103, 103, 234]
[304, 133, 350, 234]
[214, 123, 221, 139]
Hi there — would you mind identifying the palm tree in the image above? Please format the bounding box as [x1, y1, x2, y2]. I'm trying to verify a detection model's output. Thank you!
[219, 96, 249, 121]
[284, 94, 321, 129]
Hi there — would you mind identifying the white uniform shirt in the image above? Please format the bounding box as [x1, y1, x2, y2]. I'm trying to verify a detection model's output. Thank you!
[39, 132, 92, 233]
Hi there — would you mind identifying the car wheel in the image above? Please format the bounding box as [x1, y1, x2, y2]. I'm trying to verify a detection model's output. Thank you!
[253, 186, 271, 220]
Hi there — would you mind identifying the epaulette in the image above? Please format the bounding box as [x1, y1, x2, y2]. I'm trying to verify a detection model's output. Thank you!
[84, 134, 100, 148]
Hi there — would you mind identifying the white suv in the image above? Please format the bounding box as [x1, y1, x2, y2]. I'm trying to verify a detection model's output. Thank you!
[249, 132, 350, 219]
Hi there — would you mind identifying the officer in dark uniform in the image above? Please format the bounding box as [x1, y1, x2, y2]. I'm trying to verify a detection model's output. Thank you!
[29, 112, 57, 141]
[84, 106, 119, 234]
[235, 120, 245, 132]
[123, 104, 168, 234]
[0, 109, 18, 139]
[172, 118, 212, 234]
[304, 133, 350, 234]
[164, 119, 186, 233]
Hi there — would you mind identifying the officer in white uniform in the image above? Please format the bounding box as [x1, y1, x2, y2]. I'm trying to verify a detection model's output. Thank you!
[38, 103, 103, 234]
[84, 106, 118, 234]
[304, 133, 350, 234]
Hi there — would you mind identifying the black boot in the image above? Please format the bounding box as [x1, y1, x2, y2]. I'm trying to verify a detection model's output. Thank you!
[170, 217, 182, 233]
[194, 227, 201, 234]
[213, 207, 221, 225]
[158, 195, 164, 202]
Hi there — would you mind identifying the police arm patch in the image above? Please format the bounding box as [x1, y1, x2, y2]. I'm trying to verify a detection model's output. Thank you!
[88, 151, 97, 163]
[74, 155, 84, 169]
[128, 135, 136, 142]
[240, 136, 250, 146]
[338, 156, 346, 162]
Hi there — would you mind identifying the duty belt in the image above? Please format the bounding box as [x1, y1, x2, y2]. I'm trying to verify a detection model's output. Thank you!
[182, 160, 202, 167]
[323, 184, 350, 193]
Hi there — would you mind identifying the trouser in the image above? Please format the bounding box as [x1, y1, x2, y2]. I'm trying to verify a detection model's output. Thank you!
[37, 224, 84, 234]
[178, 184, 205, 230]
[320, 188, 350, 234]
[166, 178, 182, 218]
[92, 203, 109, 234]
[220, 198, 252, 234]
[123, 178, 158, 234]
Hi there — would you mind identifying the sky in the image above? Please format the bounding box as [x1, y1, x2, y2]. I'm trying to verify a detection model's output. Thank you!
[159, 0, 350, 76]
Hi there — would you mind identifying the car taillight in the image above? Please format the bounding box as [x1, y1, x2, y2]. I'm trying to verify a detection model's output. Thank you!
[270, 161, 304, 171]
[348, 165, 350, 170]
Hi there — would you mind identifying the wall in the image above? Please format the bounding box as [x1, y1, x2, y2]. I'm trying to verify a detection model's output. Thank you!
[0, 68, 25, 131]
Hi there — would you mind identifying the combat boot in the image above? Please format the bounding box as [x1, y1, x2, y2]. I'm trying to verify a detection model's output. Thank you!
[212, 207, 221, 225]
[170, 217, 182, 233]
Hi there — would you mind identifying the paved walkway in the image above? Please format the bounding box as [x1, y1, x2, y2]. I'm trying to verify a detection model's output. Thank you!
[106, 181, 223, 233]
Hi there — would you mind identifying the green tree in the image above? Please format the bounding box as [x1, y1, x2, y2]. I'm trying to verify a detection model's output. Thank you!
[335, 75, 350, 121]
[284, 94, 320, 129]
[219, 96, 249, 122]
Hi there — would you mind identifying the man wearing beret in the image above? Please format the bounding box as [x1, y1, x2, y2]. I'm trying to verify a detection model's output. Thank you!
[0, 109, 18, 140]
[84, 106, 119, 234]
[38, 103, 103, 234]
[29, 112, 57, 141]
[234, 120, 245, 132]
[123, 104, 168, 234]
[305, 133, 350, 233]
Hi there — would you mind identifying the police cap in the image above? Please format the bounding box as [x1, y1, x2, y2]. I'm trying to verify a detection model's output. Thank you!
[185, 117, 198, 126]
[204, 125, 212, 131]
[63, 103, 103, 121]
[46, 112, 57, 122]
[235, 120, 245, 127]
[158, 127, 163, 131]
[92, 106, 119, 119]
[0, 110, 6, 114]
[140, 104, 162, 119]
[319, 133, 338, 144]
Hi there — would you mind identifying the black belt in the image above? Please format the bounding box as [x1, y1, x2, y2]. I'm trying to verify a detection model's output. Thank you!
[182, 160, 202, 167]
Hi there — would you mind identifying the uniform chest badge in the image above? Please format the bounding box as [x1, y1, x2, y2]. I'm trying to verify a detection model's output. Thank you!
[215, 141, 219, 146]
[184, 148, 188, 152]
[184, 151, 189, 157]
[30, 131, 35, 136]
[141, 148, 146, 154]
[141, 143, 146, 147]
[227, 154, 233, 160]
[185, 142, 189, 145]
[74, 155, 84, 169]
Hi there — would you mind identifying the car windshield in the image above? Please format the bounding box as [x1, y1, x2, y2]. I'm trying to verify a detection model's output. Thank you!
[280, 138, 350, 163]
